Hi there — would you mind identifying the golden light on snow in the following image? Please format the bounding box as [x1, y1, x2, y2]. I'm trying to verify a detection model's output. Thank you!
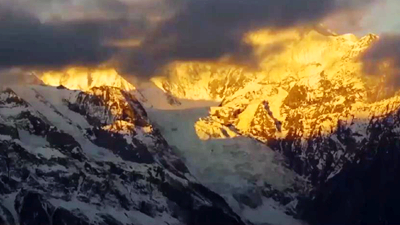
[148, 28, 391, 140]
[40, 67, 136, 91]
[37, 27, 400, 141]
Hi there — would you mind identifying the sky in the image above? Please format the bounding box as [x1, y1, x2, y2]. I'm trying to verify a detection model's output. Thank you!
[0, 0, 399, 79]
[361, 0, 400, 34]
[320, 0, 399, 36]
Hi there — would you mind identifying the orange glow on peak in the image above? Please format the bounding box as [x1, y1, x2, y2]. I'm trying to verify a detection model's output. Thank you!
[39, 67, 136, 92]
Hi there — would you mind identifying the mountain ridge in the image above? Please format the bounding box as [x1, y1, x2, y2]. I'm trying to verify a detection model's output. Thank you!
[0, 84, 245, 225]
[31, 27, 400, 225]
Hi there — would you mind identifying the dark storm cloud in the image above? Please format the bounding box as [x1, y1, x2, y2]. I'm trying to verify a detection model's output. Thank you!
[362, 34, 400, 87]
[0, 8, 108, 69]
[0, 3, 152, 70]
[0, 0, 375, 78]
[118, 0, 375, 76]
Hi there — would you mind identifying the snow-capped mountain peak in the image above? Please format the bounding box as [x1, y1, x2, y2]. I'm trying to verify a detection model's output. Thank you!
[32, 26, 400, 225]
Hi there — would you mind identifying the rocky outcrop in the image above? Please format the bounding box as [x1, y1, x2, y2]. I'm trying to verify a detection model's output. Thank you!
[0, 85, 244, 225]
[139, 28, 400, 224]
[299, 109, 400, 225]
[34, 26, 398, 224]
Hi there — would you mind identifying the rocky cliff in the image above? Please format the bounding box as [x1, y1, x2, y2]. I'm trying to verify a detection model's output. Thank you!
[0, 85, 244, 225]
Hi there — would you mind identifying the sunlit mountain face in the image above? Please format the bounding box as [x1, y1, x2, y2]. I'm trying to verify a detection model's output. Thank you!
[39, 67, 136, 92]
[31, 26, 400, 225]
[2, 0, 400, 224]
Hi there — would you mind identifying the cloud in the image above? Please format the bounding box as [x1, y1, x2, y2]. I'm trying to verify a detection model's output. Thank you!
[116, 0, 377, 77]
[361, 34, 400, 87]
[0, 0, 377, 78]
[5, 0, 129, 21]
[0, 68, 43, 86]
[0, 4, 147, 70]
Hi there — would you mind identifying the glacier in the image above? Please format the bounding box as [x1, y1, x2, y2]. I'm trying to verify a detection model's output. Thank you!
[138, 83, 307, 225]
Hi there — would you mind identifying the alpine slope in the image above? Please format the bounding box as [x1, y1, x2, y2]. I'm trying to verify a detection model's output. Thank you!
[4, 26, 400, 225]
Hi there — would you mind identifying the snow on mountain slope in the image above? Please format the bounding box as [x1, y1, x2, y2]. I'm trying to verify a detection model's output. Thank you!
[35, 65, 310, 224]
[143, 28, 380, 143]
[150, 28, 377, 102]
[302, 109, 400, 225]
[0, 85, 244, 225]
[137, 28, 400, 224]
[33, 26, 400, 224]
[140, 88, 307, 225]
[151, 63, 254, 101]
[39, 67, 136, 92]
[144, 28, 400, 224]
[138, 28, 388, 187]
[137, 82, 220, 110]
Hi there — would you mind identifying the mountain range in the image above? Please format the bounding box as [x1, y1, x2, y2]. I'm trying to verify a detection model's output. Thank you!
[1, 27, 400, 225]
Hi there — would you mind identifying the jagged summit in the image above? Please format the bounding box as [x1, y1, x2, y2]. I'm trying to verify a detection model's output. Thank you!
[39, 67, 136, 92]
[141, 28, 400, 225]
[33, 27, 400, 225]
[150, 28, 377, 102]
[132, 28, 385, 142]
[136, 28, 400, 224]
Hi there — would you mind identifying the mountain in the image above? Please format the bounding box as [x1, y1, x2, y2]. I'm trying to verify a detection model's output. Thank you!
[31, 26, 400, 224]
[137, 28, 400, 224]
[39, 68, 136, 92]
[299, 103, 400, 225]
[0, 84, 244, 225]
[150, 28, 378, 102]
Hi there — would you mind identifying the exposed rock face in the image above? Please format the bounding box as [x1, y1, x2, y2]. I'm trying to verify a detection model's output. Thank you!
[299, 110, 400, 225]
[39, 68, 136, 92]
[0, 85, 244, 225]
[134, 28, 400, 224]
[152, 63, 254, 101]
[34, 27, 400, 224]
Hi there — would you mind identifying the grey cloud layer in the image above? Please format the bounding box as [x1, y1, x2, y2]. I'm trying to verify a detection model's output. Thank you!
[362, 34, 400, 87]
[125, 0, 372, 76]
[0, 3, 148, 69]
[0, 0, 376, 77]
